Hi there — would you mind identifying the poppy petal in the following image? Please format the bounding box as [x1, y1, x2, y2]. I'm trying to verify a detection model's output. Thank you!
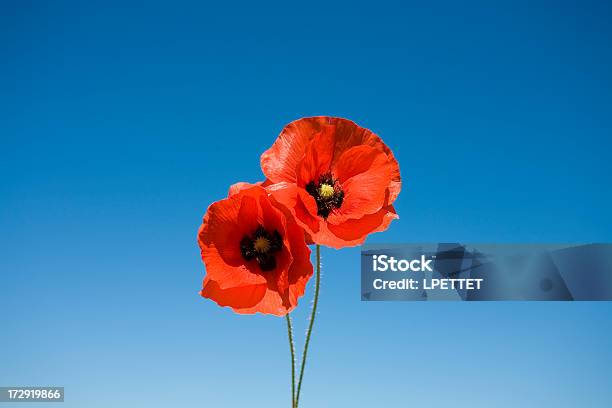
[199, 200, 247, 268]
[261, 119, 326, 183]
[202, 278, 292, 315]
[333, 145, 388, 183]
[228, 181, 263, 197]
[321, 205, 398, 248]
[201, 277, 267, 310]
[329, 157, 394, 222]
[296, 125, 335, 187]
[285, 221, 314, 305]
[266, 182, 320, 235]
[328, 205, 398, 243]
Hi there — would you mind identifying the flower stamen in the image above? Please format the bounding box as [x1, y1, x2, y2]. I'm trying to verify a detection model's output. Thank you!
[240, 225, 283, 271]
[319, 183, 335, 198]
[306, 173, 344, 219]
[254, 236, 271, 253]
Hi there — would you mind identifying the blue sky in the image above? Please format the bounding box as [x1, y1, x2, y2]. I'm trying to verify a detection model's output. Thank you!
[1, 0, 611, 406]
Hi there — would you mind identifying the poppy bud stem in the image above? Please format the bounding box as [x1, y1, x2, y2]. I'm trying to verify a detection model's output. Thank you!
[294, 244, 321, 407]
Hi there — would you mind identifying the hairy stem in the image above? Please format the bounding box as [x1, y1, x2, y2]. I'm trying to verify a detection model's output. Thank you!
[295, 244, 321, 407]
[286, 314, 296, 408]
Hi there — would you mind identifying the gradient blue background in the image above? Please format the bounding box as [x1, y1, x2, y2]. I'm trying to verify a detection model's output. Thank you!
[2, 1, 611, 406]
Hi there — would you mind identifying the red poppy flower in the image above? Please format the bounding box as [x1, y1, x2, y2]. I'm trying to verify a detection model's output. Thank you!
[261, 117, 401, 248]
[198, 184, 313, 315]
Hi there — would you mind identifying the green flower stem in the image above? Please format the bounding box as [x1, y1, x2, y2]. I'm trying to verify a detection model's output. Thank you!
[295, 244, 321, 407]
[285, 315, 296, 408]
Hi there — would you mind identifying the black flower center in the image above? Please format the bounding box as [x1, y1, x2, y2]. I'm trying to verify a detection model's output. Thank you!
[240, 225, 283, 271]
[305, 172, 344, 219]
